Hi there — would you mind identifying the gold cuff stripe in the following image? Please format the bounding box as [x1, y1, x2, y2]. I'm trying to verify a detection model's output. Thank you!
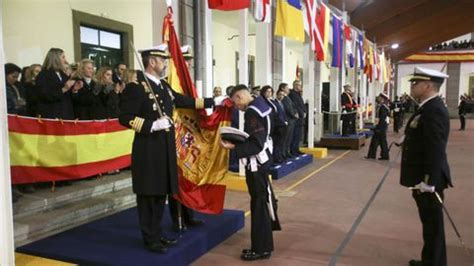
[195, 98, 204, 109]
[130, 117, 145, 133]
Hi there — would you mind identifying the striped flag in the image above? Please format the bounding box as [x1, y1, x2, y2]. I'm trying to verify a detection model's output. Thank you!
[331, 14, 343, 68]
[316, 3, 330, 61]
[344, 24, 354, 68]
[163, 6, 233, 214]
[8, 116, 133, 184]
[357, 33, 365, 69]
[208, 0, 251, 10]
[254, 0, 271, 23]
[275, 0, 305, 42]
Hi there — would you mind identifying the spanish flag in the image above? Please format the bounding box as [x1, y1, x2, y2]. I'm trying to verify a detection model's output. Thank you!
[274, 0, 305, 42]
[163, 6, 233, 214]
[8, 116, 133, 184]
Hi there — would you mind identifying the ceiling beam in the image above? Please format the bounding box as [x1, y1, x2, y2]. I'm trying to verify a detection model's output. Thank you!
[351, 0, 430, 30]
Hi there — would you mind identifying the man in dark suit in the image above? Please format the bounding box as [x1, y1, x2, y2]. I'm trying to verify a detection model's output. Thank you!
[366, 92, 390, 160]
[400, 66, 452, 266]
[119, 44, 217, 253]
[278, 83, 298, 158]
[391, 96, 403, 133]
[289, 80, 306, 155]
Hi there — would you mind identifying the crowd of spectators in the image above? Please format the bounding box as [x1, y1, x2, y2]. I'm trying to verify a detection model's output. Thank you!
[5, 47, 130, 202]
[429, 39, 474, 51]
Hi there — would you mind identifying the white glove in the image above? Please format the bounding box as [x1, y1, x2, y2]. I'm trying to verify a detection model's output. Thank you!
[151, 117, 172, 132]
[214, 96, 227, 107]
[413, 181, 435, 193]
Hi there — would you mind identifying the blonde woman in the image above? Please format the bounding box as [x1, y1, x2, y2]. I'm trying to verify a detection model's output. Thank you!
[36, 48, 82, 119]
[73, 59, 97, 120]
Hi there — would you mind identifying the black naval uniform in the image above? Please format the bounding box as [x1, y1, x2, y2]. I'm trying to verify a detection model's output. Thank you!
[341, 91, 357, 135]
[119, 73, 213, 248]
[400, 96, 452, 266]
[234, 96, 281, 256]
[367, 103, 389, 159]
[391, 99, 403, 133]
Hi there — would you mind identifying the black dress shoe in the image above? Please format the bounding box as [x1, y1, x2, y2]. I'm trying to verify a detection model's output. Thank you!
[145, 242, 167, 253]
[186, 218, 205, 227]
[242, 248, 251, 254]
[378, 157, 389, 160]
[409, 259, 422, 266]
[365, 156, 375, 159]
[241, 251, 271, 261]
[160, 236, 177, 246]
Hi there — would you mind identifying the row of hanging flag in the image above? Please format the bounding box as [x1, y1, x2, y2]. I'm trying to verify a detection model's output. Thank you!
[207, 0, 393, 84]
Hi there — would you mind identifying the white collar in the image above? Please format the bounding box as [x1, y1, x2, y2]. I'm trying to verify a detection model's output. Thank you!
[145, 72, 161, 86]
[84, 77, 92, 84]
[419, 94, 438, 108]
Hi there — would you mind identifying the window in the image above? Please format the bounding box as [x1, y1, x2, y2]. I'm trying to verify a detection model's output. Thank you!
[79, 26, 123, 68]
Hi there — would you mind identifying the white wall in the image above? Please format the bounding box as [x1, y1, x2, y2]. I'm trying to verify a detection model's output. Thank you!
[3, 0, 153, 67]
[459, 62, 474, 98]
[397, 62, 447, 97]
[211, 11, 256, 89]
[284, 41, 303, 85]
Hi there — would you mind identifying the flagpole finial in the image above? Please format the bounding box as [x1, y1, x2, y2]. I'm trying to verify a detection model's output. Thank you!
[166, 0, 172, 7]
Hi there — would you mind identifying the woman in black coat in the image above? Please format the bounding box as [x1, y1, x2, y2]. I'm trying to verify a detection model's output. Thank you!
[36, 48, 82, 119]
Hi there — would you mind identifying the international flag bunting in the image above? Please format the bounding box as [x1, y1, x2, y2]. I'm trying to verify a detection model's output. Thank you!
[254, 0, 271, 23]
[331, 14, 343, 68]
[163, 6, 233, 214]
[364, 38, 374, 82]
[8, 116, 133, 184]
[316, 2, 330, 61]
[208, 0, 251, 11]
[275, 0, 305, 42]
[303, 0, 328, 61]
[344, 24, 354, 68]
[373, 48, 380, 81]
[357, 33, 365, 69]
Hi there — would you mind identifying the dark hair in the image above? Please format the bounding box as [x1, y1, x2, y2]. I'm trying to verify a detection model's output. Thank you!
[226, 85, 235, 96]
[5, 63, 21, 76]
[142, 55, 152, 69]
[230, 84, 249, 97]
[278, 83, 288, 91]
[260, 85, 273, 96]
[114, 62, 126, 70]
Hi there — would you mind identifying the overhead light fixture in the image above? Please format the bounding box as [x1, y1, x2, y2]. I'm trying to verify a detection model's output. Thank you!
[391, 43, 399, 49]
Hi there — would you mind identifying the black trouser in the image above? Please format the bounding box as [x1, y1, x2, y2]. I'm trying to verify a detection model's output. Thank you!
[367, 129, 389, 159]
[168, 196, 194, 225]
[284, 119, 296, 156]
[413, 190, 447, 266]
[393, 112, 402, 132]
[136, 194, 167, 244]
[342, 113, 356, 135]
[245, 164, 274, 253]
[459, 114, 465, 130]
[291, 119, 304, 154]
[272, 125, 287, 161]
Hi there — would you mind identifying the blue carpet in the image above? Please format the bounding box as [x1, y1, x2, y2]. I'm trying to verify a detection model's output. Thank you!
[17, 207, 245, 266]
[229, 154, 313, 180]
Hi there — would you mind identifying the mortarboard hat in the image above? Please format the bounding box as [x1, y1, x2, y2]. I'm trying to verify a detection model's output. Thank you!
[139, 44, 169, 58]
[220, 126, 249, 144]
[409, 66, 449, 84]
[181, 45, 193, 59]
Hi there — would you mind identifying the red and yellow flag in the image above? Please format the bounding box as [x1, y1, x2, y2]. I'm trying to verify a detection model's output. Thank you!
[8, 115, 133, 184]
[163, 7, 232, 214]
